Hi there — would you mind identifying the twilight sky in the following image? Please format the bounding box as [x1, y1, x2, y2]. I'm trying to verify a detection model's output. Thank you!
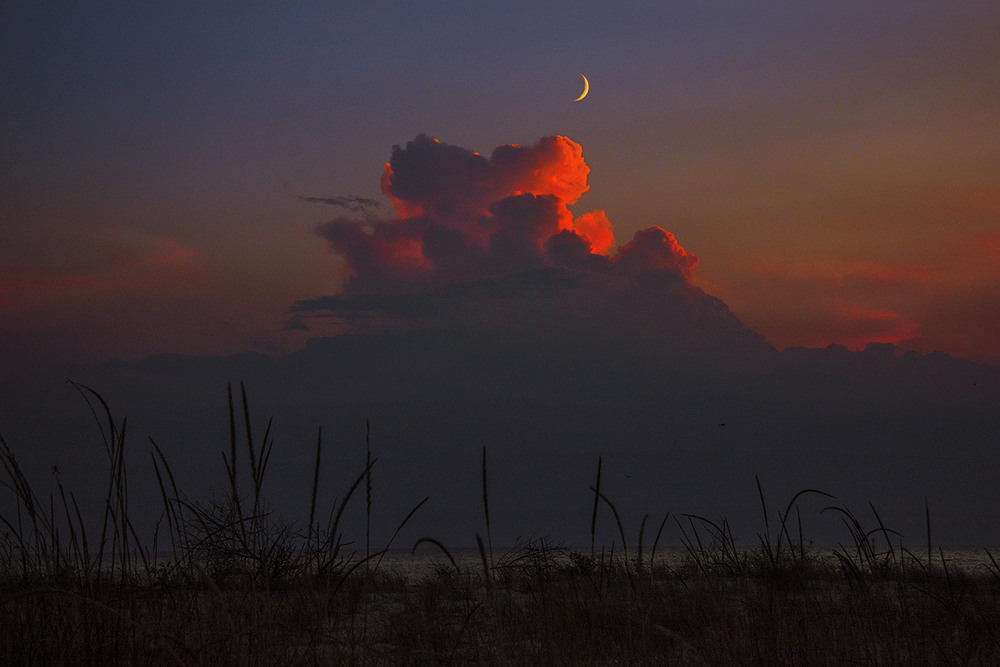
[4, 1, 1000, 379]
[3, 3, 1000, 547]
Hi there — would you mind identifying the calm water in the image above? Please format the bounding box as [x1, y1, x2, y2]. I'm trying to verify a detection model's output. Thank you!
[369, 545, 1000, 582]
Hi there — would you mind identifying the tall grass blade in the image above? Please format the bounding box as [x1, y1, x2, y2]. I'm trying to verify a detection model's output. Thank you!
[636, 514, 648, 576]
[321, 458, 376, 574]
[775, 488, 834, 562]
[756, 476, 773, 563]
[373, 495, 430, 572]
[589, 487, 628, 562]
[225, 383, 243, 543]
[412, 537, 460, 574]
[868, 502, 896, 569]
[649, 512, 669, 572]
[366, 420, 372, 562]
[309, 427, 322, 544]
[985, 549, 1000, 581]
[150, 437, 187, 558]
[590, 456, 601, 557]
[476, 533, 492, 593]
[481, 445, 492, 567]
[926, 497, 932, 568]
[674, 515, 706, 576]
[240, 382, 256, 480]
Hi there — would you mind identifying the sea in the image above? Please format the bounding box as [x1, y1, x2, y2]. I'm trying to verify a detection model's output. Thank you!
[366, 545, 1000, 582]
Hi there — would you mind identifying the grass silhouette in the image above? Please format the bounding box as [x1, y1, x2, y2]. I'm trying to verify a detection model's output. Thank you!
[1, 384, 999, 664]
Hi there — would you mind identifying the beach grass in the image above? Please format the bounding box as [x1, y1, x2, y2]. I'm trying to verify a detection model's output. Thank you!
[2, 384, 1000, 665]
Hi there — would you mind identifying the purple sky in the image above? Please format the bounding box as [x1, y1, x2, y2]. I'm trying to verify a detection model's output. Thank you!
[3, 3, 1000, 547]
[3, 2, 1000, 380]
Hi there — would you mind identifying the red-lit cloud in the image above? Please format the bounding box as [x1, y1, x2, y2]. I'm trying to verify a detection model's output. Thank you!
[380, 135, 591, 223]
[284, 134, 762, 361]
[612, 226, 698, 278]
[314, 135, 693, 299]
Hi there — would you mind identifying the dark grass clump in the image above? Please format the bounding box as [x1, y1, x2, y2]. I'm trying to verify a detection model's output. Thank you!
[3, 385, 1000, 665]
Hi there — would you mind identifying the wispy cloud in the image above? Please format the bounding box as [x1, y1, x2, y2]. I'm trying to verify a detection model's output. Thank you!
[298, 195, 381, 215]
[1, 233, 198, 308]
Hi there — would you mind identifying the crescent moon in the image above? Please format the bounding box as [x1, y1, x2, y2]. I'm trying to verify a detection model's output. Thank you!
[574, 74, 589, 102]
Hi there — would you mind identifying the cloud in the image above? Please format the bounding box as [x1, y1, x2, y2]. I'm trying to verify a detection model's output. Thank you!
[611, 226, 699, 278]
[378, 134, 591, 224]
[286, 134, 789, 378]
[307, 135, 698, 323]
[0, 233, 199, 308]
[299, 195, 381, 215]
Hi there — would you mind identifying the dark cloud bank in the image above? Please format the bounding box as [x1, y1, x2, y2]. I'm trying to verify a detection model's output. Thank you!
[5, 135, 1000, 548]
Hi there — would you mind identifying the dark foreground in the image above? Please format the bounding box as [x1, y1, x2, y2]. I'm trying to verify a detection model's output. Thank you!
[3, 542, 1000, 665]
[3, 386, 1000, 664]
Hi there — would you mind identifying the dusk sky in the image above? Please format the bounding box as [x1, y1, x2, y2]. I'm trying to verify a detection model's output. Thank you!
[4, 1, 1000, 379]
[4, 3, 1000, 548]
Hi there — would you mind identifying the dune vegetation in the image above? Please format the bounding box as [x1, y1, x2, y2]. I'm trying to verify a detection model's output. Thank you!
[2, 383, 999, 665]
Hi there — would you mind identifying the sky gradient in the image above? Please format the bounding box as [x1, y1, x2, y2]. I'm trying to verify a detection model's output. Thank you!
[4, 2, 1000, 379]
[4, 3, 1000, 547]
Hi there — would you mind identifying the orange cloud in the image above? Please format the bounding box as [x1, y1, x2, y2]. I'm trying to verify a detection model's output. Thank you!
[569, 210, 615, 255]
[612, 227, 698, 278]
[379, 134, 591, 227]
[321, 135, 704, 296]
[304, 135, 709, 343]
[497, 135, 591, 205]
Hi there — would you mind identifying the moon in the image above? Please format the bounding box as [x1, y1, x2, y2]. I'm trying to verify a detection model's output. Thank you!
[574, 74, 590, 102]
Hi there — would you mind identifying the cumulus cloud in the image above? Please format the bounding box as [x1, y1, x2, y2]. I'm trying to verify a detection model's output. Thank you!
[611, 226, 699, 278]
[308, 135, 696, 305]
[285, 134, 786, 369]
[379, 135, 590, 223]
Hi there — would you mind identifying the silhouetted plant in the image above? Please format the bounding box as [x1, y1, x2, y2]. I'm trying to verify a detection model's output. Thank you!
[3, 385, 1000, 664]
